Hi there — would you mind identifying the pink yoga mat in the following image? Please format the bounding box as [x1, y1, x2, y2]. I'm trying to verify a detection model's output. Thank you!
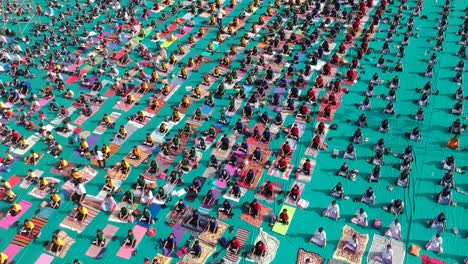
[5, 244, 22, 260]
[0, 200, 32, 229]
[39, 98, 51, 107]
[116, 225, 146, 259]
[86, 224, 119, 257]
[34, 253, 54, 264]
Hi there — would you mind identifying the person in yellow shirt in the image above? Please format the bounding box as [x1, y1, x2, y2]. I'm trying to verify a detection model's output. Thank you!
[188, 35, 196, 44]
[150, 97, 160, 110]
[233, 17, 240, 27]
[177, 45, 185, 55]
[25, 169, 39, 183]
[39, 177, 49, 191]
[21, 219, 35, 236]
[180, 66, 188, 79]
[172, 109, 181, 122]
[116, 125, 127, 139]
[193, 85, 202, 99]
[78, 139, 89, 155]
[70, 168, 83, 182]
[25, 149, 40, 165]
[103, 176, 116, 193]
[203, 74, 210, 85]
[161, 61, 169, 72]
[135, 111, 146, 122]
[1, 180, 11, 191]
[169, 53, 177, 64]
[228, 25, 234, 35]
[267, 7, 274, 16]
[161, 83, 171, 96]
[143, 133, 154, 147]
[120, 159, 131, 175]
[139, 82, 149, 94]
[56, 158, 69, 171]
[159, 123, 168, 133]
[213, 66, 221, 77]
[18, 136, 28, 149]
[187, 57, 195, 68]
[130, 146, 141, 160]
[102, 144, 111, 159]
[101, 114, 115, 128]
[51, 143, 63, 157]
[49, 233, 64, 254]
[5, 190, 17, 203]
[2, 151, 14, 166]
[49, 192, 61, 208]
[125, 94, 135, 105]
[74, 204, 88, 223]
[180, 95, 190, 107]
[8, 203, 21, 216]
[248, 3, 254, 12]
[251, 24, 258, 33]
[0, 252, 7, 264]
[150, 71, 159, 83]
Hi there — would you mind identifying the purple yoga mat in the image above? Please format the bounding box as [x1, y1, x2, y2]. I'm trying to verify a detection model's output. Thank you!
[164, 224, 186, 256]
[88, 135, 101, 148]
[202, 189, 220, 209]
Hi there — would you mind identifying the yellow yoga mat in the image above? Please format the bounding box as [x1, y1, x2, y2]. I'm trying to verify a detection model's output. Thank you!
[161, 38, 178, 48]
[272, 205, 296, 235]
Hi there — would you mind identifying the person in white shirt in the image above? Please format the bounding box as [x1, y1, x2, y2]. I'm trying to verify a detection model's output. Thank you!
[378, 244, 393, 264]
[310, 227, 327, 247]
[0, 35, 7, 45]
[385, 219, 402, 240]
[323, 200, 340, 220]
[71, 182, 87, 203]
[140, 188, 154, 205]
[343, 234, 359, 253]
[426, 233, 443, 254]
[351, 208, 368, 227]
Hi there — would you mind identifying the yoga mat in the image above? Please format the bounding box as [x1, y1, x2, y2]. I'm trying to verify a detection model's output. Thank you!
[182, 240, 216, 264]
[333, 225, 369, 264]
[0, 200, 32, 229]
[12, 216, 47, 247]
[34, 254, 54, 264]
[137, 204, 162, 228]
[4, 244, 22, 260]
[240, 204, 271, 228]
[296, 249, 324, 264]
[255, 182, 282, 203]
[272, 205, 296, 235]
[117, 225, 147, 259]
[247, 228, 280, 264]
[223, 187, 247, 203]
[225, 228, 249, 263]
[37, 207, 55, 219]
[367, 234, 406, 264]
[201, 189, 220, 209]
[285, 181, 305, 206]
[85, 224, 119, 258]
[185, 177, 206, 202]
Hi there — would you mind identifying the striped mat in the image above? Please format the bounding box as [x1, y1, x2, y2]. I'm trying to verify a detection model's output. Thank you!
[225, 228, 250, 263]
[11, 217, 48, 247]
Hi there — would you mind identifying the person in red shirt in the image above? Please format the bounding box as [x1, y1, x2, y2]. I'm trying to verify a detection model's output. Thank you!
[227, 237, 241, 254]
[297, 103, 309, 118]
[322, 64, 332, 76]
[307, 88, 317, 103]
[314, 75, 324, 88]
[249, 199, 261, 218]
[287, 184, 301, 202]
[260, 181, 274, 197]
[251, 241, 267, 257]
[311, 135, 321, 150]
[302, 159, 312, 175]
[59, 105, 69, 117]
[276, 156, 289, 172]
[280, 141, 292, 156]
[287, 124, 300, 140]
[278, 208, 289, 225]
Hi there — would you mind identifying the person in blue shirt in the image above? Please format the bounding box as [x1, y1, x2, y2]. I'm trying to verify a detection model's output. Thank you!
[190, 240, 202, 258]
[261, 128, 272, 143]
[228, 155, 239, 166]
[49, 99, 59, 111]
[274, 113, 283, 126]
[209, 155, 218, 168]
[219, 169, 230, 181]
[203, 190, 214, 205]
[174, 199, 186, 214]
[237, 139, 249, 153]
[229, 183, 241, 198]
[260, 112, 270, 125]
[233, 120, 243, 134]
[218, 135, 230, 151]
[189, 178, 202, 194]
[185, 210, 201, 229]
[207, 217, 218, 233]
[243, 104, 253, 119]
[251, 147, 262, 162]
[163, 233, 177, 255]
[218, 200, 232, 216]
